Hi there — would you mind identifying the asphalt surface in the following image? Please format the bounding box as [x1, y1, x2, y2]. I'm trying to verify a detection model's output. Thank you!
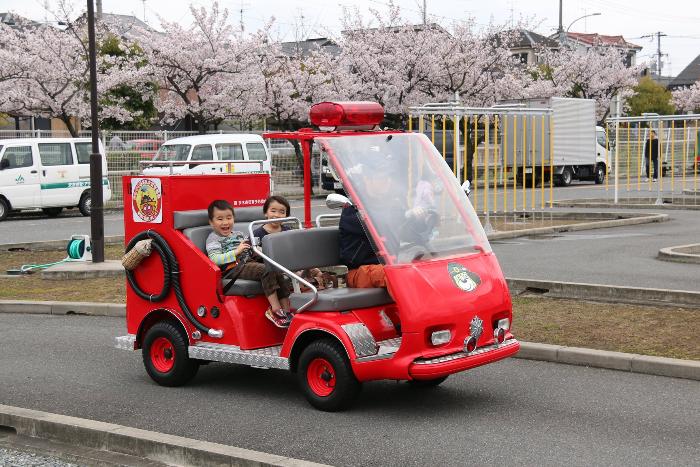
[0, 314, 698, 466]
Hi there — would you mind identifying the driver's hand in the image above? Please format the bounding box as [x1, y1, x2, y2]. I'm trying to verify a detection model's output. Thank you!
[235, 243, 250, 256]
[407, 207, 426, 218]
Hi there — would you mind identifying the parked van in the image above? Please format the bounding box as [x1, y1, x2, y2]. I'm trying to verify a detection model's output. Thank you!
[0, 138, 111, 221]
[142, 134, 271, 177]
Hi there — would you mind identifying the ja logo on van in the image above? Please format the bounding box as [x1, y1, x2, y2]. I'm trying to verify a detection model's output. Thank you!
[15, 175, 25, 185]
[448, 262, 481, 292]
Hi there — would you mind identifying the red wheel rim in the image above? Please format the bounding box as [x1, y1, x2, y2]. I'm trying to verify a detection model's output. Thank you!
[150, 337, 175, 373]
[306, 358, 336, 397]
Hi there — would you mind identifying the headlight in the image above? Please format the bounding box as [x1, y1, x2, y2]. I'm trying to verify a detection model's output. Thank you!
[497, 318, 510, 331]
[430, 330, 451, 346]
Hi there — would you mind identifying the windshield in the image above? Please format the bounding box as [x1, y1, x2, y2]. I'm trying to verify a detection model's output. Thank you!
[153, 144, 191, 161]
[319, 133, 490, 265]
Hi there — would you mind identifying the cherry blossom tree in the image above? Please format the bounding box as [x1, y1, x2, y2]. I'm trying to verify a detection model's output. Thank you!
[672, 81, 700, 113]
[528, 46, 641, 121]
[141, 2, 260, 133]
[0, 15, 148, 136]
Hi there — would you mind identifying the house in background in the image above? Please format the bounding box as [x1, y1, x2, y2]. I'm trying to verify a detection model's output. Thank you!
[668, 54, 700, 91]
[507, 30, 559, 66]
[559, 32, 642, 67]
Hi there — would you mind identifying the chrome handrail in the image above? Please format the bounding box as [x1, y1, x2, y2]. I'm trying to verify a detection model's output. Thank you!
[247, 218, 319, 314]
[315, 213, 341, 228]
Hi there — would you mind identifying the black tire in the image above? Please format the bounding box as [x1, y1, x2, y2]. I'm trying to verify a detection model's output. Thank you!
[142, 321, 199, 387]
[297, 339, 361, 411]
[42, 207, 63, 218]
[0, 198, 8, 221]
[559, 167, 573, 187]
[408, 376, 449, 387]
[594, 164, 606, 184]
[78, 193, 91, 216]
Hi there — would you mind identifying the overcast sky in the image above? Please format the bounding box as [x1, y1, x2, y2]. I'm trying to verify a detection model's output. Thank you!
[4, 0, 700, 77]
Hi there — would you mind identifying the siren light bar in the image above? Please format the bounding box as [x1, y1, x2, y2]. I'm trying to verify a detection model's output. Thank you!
[309, 101, 384, 131]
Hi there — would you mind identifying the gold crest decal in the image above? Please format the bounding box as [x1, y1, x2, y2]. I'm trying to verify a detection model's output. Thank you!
[132, 178, 162, 223]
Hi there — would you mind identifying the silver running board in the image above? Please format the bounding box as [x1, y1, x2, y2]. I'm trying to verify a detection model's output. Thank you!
[356, 336, 402, 362]
[188, 342, 289, 370]
[115, 334, 137, 351]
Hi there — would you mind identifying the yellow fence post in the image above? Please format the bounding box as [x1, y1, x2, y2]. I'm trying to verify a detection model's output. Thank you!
[671, 120, 675, 191]
[408, 115, 413, 133]
[493, 116, 498, 214]
[513, 114, 518, 212]
[453, 114, 458, 176]
[522, 115, 527, 211]
[473, 115, 479, 213]
[549, 113, 553, 208]
[637, 123, 641, 191]
[625, 122, 630, 191]
[484, 115, 490, 214]
[605, 122, 610, 191]
[541, 114, 545, 209]
[530, 115, 535, 210]
[503, 115, 508, 213]
[695, 120, 699, 193]
[683, 120, 687, 191]
[442, 116, 447, 161]
[431, 115, 435, 145]
[463, 116, 468, 184]
[659, 121, 664, 191]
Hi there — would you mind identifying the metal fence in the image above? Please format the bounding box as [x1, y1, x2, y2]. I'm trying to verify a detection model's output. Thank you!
[0, 129, 323, 206]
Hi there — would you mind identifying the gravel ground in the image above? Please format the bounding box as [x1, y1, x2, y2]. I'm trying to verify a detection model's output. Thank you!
[0, 448, 82, 467]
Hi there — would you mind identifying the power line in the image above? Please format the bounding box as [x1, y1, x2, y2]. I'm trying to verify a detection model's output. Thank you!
[640, 31, 667, 76]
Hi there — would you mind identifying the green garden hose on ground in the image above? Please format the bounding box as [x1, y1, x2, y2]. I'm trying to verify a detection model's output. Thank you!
[16, 238, 90, 274]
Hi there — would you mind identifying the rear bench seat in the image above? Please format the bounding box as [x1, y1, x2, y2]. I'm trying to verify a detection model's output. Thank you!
[173, 207, 265, 296]
[262, 227, 393, 312]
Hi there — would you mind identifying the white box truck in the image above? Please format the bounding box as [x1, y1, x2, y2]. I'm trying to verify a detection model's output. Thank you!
[501, 97, 609, 186]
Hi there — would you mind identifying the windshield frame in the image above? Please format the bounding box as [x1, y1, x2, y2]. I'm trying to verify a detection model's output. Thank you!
[319, 132, 490, 266]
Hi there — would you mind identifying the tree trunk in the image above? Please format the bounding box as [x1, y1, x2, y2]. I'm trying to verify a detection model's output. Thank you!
[61, 115, 78, 137]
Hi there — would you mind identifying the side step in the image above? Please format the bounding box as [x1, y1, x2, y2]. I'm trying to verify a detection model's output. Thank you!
[188, 342, 289, 370]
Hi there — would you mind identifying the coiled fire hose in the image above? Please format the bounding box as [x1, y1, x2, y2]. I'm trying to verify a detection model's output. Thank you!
[19, 238, 89, 273]
[125, 230, 222, 338]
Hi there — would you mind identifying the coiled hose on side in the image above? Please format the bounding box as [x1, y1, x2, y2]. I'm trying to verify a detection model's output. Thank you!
[125, 230, 222, 338]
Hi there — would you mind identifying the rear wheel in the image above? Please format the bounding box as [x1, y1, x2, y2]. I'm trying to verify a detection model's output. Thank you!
[298, 339, 361, 411]
[408, 376, 449, 387]
[142, 321, 198, 387]
[78, 193, 91, 216]
[42, 207, 63, 217]
[558, 167, 573, 187]
[0, 198, 8, 221]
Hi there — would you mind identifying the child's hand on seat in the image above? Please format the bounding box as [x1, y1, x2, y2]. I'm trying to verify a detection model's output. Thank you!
[311, 268, 325, 290]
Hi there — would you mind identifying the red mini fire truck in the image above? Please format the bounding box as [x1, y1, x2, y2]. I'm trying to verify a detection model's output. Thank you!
[116, 101, 520, 411]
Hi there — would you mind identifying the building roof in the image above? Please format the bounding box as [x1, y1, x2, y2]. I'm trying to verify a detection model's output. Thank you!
[669, 54, 700, 88]
[509, 29, 559, 49]
[74, 12, 154, 38]
[566, 32, 642, 50]
[0, 12, 41, 28]
[279, 37, 340, 57]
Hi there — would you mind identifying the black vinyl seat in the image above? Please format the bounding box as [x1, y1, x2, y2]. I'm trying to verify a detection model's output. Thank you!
[262, 227, 393, 311]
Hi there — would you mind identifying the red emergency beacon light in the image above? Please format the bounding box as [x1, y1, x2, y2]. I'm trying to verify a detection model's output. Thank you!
[309, 101, 384, 131]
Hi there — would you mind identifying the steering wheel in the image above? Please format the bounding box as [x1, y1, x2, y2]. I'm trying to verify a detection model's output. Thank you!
[397, 243, 430, 263]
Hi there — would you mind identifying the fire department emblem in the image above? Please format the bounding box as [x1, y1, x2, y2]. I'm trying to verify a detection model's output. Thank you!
[447, 262, 481, 292]
[132, 178, 162, 223]
[470, 316, 483, 342]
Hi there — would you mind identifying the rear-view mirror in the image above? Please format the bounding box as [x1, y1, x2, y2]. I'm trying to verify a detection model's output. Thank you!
[326, 193, 352, 210]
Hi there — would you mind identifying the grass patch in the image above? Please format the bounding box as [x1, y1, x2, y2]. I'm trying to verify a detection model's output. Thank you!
[512, 296, 700, 360]
[1, 247, 698, 360]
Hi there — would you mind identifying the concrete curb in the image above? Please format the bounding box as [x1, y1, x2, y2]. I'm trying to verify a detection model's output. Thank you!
[658, 243, 700, 264]
[0, 236, 124, 252]
[507, 278, 700, 308]
[0, 404, 326, 467]
[487, 212, 668, 240]
[515, 342, 700, 380]
[0, 300, 124, 317]
[553, 198, 700, 210]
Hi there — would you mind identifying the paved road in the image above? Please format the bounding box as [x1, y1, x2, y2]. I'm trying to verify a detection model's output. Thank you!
[1, 314, 698, 466]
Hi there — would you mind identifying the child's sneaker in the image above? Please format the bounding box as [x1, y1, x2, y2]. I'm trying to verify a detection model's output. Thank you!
[265, 308, 290, 328]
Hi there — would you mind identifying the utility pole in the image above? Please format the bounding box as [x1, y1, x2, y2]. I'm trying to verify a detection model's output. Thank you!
[423, 0, 427, 25]
[641, 31, 667, 76]
[96, 0, 102, 20]
[557, 0, 565, 44]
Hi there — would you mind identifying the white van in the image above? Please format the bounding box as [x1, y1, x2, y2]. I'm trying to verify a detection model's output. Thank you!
[142, 134, 272, 177]
[0, 138, 111, 221]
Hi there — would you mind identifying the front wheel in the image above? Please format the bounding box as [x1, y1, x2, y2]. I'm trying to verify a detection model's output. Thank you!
[557, 167, 573, 187]
[142, 321, 199, 387]
[78, 193, 91, 217]
[298, 339, 361, 411]
[594, 164, 606, 184]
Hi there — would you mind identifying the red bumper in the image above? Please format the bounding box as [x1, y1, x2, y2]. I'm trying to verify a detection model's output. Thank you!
[408, 339, 520, 380]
